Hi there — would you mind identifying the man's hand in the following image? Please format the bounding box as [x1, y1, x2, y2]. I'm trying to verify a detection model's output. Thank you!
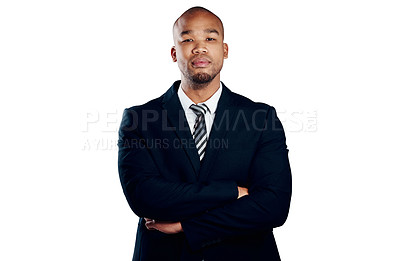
[144, 218, 183, 234]
[237, 186, 249, 199]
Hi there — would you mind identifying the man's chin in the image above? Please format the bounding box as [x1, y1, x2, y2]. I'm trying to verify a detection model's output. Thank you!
[192, 73, 213, 85]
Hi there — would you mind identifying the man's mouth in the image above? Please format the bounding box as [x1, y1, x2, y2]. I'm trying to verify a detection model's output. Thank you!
[191, 58, 211, 68]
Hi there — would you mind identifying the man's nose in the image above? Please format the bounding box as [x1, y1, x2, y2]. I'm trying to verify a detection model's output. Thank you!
[193, 43, 207, 54]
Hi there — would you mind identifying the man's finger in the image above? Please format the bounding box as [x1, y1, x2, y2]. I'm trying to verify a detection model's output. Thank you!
[145, 221, 156, 230]
[145, 220, 155, 226]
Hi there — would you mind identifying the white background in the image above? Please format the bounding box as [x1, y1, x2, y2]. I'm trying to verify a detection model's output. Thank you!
[1, 0, 399, 260]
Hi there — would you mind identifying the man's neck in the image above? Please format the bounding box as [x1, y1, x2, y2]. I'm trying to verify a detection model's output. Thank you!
[180, 76, 221, 104]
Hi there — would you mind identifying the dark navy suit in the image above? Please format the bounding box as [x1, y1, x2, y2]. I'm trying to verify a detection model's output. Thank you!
[118, 81, 292, 260]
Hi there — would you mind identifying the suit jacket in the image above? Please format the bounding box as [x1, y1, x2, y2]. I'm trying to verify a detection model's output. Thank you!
[118, 81, 292, 261]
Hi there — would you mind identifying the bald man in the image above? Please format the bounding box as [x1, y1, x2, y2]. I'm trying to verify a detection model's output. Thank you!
[118, 6, 291, 261]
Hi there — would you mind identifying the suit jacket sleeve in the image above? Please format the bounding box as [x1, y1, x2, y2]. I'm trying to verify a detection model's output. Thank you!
[180, 106, 292, 250]
[118, 108, 238, 221]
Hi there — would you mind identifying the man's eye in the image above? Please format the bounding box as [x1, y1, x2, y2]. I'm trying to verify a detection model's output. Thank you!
[182, 39, 193, 43]
[206, 38, 216, 41]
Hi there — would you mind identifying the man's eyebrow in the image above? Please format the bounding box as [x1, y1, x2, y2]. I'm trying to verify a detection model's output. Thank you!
[205, 28, 219, 35]
[179, 29, 220, 37]
[180, 30, 192, 37]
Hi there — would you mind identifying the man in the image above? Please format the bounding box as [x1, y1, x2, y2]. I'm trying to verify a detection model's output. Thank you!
[118, 6, 291, 261]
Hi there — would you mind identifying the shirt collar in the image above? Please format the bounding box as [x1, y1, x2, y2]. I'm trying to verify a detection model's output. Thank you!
[177, 82, 222, 114]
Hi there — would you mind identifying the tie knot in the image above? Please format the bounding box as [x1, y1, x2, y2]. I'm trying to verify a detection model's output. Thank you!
[190, 104, 209, 116]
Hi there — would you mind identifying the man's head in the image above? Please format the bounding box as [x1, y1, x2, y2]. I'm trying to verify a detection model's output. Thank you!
[171, 7, 228, 89]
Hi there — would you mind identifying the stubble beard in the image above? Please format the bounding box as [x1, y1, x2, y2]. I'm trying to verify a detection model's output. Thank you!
[183, 67, 221, 90]
[192, 72, 214, 86]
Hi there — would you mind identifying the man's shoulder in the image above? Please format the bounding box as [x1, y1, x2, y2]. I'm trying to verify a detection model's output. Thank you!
[124, 95, 163, 113]
[227, 88, 272, 112]
[124, 81, 178, 113]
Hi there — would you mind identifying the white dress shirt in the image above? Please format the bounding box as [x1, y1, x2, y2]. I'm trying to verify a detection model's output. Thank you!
[177, 82, 222, 139]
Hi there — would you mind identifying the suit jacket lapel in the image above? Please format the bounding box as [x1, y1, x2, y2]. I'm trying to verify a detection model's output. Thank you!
[199, 83, 237, 182]
[162, 81, 201, 176]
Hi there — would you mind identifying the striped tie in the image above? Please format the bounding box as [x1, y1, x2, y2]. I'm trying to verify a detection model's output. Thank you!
[190, 104, 209, 161]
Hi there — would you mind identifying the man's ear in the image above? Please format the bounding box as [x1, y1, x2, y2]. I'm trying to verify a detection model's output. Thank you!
[171, 46, 177, 62]
[223, 43, 229, 59]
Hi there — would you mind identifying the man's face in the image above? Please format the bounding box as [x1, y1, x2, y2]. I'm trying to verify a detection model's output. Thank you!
[172, 11, 228, 86]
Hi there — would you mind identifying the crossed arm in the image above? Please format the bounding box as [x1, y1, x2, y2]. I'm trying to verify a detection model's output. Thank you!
[118, 107, 291, 250]
[144, 186, 249, 233]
